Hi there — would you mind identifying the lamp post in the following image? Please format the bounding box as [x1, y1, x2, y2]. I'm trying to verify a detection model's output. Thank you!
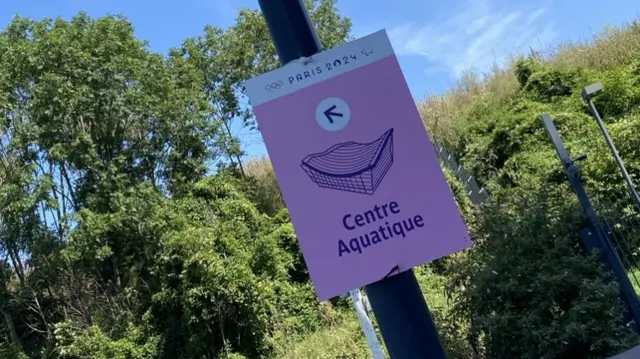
[582, 82, 640, 213]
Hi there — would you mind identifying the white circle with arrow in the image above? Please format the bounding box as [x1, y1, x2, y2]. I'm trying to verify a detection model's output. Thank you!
[316, 97, 350, 132]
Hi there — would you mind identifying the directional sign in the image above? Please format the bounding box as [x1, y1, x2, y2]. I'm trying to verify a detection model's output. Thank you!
[245, 30, 471, 301]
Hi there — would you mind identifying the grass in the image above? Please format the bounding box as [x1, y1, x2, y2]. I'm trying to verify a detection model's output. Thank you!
[629, 268, 640, 295]
[267, 266, 469, 358]
[272, 312, 371, 359]
[417, 19, 640, 149]
[245, 155, 285, 215]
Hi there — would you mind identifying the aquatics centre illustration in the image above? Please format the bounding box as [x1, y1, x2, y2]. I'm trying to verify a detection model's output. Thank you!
[300, 128, 394, 195]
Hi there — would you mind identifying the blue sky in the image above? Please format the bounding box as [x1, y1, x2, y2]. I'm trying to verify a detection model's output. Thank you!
[2, 0, 639, 158]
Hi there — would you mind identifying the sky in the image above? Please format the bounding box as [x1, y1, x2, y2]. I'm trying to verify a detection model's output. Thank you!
[1, 0, 639, 158]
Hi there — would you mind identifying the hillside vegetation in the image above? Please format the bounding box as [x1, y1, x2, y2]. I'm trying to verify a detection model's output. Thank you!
[2, 1, 640, 358]
[416, 20, 640, 358]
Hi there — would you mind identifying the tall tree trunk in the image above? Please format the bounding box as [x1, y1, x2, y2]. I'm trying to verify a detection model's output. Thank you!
[67, 262, 93, 326]
[2, 308, 23, 350]
[111, 255, 121, 289]
[222, 118, 245, 177]
[60, 165, 77, 209]
[7, 247, 25, 290]
[50, 161, 66, 241]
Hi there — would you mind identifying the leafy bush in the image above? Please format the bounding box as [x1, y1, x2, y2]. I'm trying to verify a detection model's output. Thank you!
[0, 343, 29, 359]
[523, 67, 588, 102]
[419, 17, 640, 359]
[590, 65, 640, 119]
[53, 320, 162, 359]
[416, 266, 475, 359]
[450, 189, 638, 359]
[272, 312, 371, 359]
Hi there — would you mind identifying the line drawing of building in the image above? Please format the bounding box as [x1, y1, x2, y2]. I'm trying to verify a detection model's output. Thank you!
[301, 128, 394, 195]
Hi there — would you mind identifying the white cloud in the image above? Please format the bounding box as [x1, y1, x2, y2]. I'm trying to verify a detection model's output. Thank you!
[387, 0, 557, 77]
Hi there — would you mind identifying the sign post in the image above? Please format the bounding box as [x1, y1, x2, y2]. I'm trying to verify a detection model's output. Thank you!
[250, 1, 471, 357]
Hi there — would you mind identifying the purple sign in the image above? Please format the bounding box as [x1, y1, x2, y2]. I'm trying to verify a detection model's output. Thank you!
[245, 30, 471, 301]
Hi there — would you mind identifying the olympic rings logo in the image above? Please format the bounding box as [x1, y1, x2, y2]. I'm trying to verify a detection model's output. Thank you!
[265, 81, 283, 91]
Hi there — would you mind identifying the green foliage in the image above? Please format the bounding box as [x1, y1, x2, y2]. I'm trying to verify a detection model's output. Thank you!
[451, 188, 638, 359]
[0, 343, 29, 359]
[0, 4, 351, 359]
[151, 180, 283, 358]
[590, 65, 640, 119]
[415, 266, 475, 359]
[515, 55, 543, 88]
[426, 37, 640, 358]
[522, 67, 588, 102]
[54, 320, 162, 359]
[442, 167, 475, 221]
[429, 168, 475, 275]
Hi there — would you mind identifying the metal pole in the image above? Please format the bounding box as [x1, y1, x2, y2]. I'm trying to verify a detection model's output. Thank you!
[364, 270, 448, 358]
[586, 99, 640, 213]
[257, 0, 322, 65]
[256, 1, 448, 357]
[350, 290, 386, 359]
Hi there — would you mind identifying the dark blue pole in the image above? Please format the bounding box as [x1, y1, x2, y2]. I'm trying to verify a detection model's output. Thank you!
[365, 269, 448, 358]
[257, 0, 322, 65]
[256, 1, 448, 357]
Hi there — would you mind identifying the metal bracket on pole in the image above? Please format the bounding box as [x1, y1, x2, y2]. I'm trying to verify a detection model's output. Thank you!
[293, 56, 314, 65]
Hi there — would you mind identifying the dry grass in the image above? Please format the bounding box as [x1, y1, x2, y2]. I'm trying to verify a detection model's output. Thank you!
[272, 314, 371, 359]
[417, 65, 519, 148]
[547, 21, 640, 70]
[270, 303, 373, 359]
[418, 19, 640, 148]
[245, 155, 277, 184]
[244, 155, 285, 215]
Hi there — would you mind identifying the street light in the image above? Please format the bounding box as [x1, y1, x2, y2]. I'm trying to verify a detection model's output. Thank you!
[582, 82, 640, 213]
[581, 82, 603, 101]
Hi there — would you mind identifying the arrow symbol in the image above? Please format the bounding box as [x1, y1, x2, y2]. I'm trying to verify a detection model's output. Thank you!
[323, 105, 343, 124]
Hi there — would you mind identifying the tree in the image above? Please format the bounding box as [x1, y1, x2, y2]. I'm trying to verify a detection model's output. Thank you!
[0, 11, 222, 358]
[0, 3, 353, 357]
[167, 0, 352, 173]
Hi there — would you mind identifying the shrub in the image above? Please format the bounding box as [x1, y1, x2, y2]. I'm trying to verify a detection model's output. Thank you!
[450, 188, 638, 359]
[416, 266, 475, 359]
[53, 320, 162, 359]
[522, 67, 588, 102]
[272, 311, 371, 359]
[0, 344, 29, 359]
[417, 21, 640, 358]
